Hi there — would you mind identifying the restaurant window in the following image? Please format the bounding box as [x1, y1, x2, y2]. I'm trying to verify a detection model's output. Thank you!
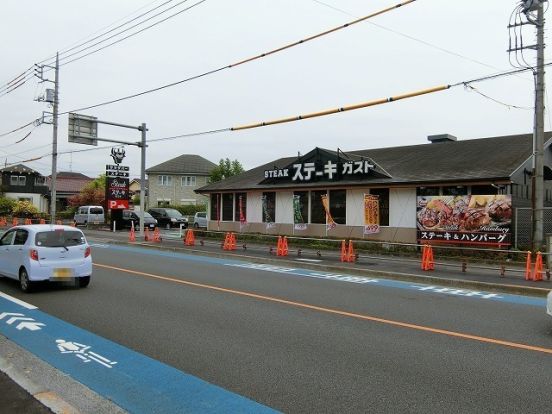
[310, 190, 327, 224]
[262, 192, 276, 223]
[470, 185, 497, 195]
[370, 188, 389, 226]
[442, 186, 467, 196]
[416, 187, 439, 197]
[293, 191, 309, 225]
[234, 193, 247, 222]
[329, 189, 346, 224]
[210, 194, 221, 221]
[222, 193, 234, 221]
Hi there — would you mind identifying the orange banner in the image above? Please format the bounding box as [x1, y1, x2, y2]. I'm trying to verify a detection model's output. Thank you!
[364, 194, 380, 234]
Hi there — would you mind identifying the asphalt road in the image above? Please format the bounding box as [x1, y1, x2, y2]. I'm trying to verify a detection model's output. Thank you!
[1, 241, 552, 413]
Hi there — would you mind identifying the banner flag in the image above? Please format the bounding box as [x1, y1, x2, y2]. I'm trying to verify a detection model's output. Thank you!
[293, 195, 307, 230]
[364, 194, 380, 234]
[321, 194, 336, 230]
[261, 195, 275, 229]
[239, 195, 247, 229]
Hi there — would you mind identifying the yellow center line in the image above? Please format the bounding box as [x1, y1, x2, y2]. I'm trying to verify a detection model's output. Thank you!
[94, 262, 552, 355]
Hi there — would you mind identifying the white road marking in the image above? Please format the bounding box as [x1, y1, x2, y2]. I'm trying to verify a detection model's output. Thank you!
[0, 292, 37, 309]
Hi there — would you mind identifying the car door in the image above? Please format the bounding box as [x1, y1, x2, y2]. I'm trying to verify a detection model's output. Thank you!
[0, 230, 17, 278]
[12, 229, 29, 277]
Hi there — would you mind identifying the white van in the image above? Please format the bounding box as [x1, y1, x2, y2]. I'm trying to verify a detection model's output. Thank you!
[74, 206, 105, 226]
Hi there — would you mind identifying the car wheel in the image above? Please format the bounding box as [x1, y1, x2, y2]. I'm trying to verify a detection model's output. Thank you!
[19, 268, 34, 293]
[193, 223, 199, 229]
[78, 276, 91, 288]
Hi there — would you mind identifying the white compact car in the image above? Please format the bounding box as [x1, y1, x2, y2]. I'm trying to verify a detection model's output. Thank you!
[547, 290, 552, 317]
[0, 224, 92, 292]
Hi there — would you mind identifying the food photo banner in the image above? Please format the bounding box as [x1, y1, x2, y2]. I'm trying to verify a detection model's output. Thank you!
[416, 195, 512, 246]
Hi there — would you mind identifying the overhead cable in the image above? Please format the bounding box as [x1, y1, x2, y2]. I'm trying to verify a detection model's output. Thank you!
[0, 118, 41, 138]
[63, 0, 418, 114]
[15, 63, 537, 165]
[59, 0, 206, 67]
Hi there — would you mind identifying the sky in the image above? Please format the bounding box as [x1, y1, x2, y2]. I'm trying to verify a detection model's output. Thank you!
[0, 0, 549, 179]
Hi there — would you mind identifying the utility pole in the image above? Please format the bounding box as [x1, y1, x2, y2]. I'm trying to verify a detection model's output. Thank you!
[509, 0, 547, 250]
[532, 1, 545, 251]
[51, 52, 60, 224]
[139, 123, 147, 237]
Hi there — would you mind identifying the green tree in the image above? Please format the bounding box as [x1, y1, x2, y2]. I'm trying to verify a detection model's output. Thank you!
[209, 158, 244, 183]
[67, 174, 106, 207]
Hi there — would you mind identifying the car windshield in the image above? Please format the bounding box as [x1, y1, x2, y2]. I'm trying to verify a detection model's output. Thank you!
[35, 230, 85, 247]
[90, 208, 103, 214]
[166, 209, 182, 218]
[144, 212, 153, 218]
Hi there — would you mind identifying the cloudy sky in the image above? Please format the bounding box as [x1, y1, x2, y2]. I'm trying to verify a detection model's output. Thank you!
[0, 0, 549, 179]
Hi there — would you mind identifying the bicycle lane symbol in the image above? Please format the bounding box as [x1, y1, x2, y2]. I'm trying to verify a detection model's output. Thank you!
[56, 339, 118, 369]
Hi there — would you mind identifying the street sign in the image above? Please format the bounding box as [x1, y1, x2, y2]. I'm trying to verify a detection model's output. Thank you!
[68, 113, 98, 146]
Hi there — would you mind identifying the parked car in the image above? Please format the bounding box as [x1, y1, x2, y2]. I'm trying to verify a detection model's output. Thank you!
[0, 224, 92, 292]
[74, 205, 105, 226]
[547, 290, 552, 317]
[193, 212, 208, 229]
[121, 210, 157, 230]
[147, 208, 188, 229]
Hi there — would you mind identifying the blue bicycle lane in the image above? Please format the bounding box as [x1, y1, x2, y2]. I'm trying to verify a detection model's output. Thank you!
[0, 293, 278, 414]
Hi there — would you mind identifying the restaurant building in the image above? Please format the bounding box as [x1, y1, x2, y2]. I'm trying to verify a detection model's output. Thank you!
[196, 132, 552, 248]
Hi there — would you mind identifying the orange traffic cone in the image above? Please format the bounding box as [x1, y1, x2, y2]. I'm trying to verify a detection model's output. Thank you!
[39, 218, 46, 224]
[346, 240, 355, 262]
[129, 221, 136, 242]
[533, 252, 543, 281]
[421, 244, 434, 271]
[230, 233, 237, 250]
[144, 227, 150, 241]
[223, 232, 230, 250]
[184, 229, 195, 246]
[525, 251, 532, 281]
[153, 227, 161, 242]
[12, 217, 18, 226]
[276, 236, 283, 256]
[340, 240, 347, 262]
[281, 236, 288, 256]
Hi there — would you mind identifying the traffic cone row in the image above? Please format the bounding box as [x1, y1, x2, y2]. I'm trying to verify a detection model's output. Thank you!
[223, 232, 237, 250]
[144, 227, 150, 241]
[525, 251, 545, 281]
[340, 240, 355, 262]
[153, 227, 161, 243]
[24, 218, 32, 225]
[421, 244, 434, 271]
[12, 217, 18, 226]
[184, 229, 195, 246]
[39, 218, 46, 224]
[129, 221, 136, 242]
[276, 236, 288, 256]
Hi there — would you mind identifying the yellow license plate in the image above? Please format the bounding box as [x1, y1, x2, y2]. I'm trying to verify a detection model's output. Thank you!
[53, 268, 74, 278]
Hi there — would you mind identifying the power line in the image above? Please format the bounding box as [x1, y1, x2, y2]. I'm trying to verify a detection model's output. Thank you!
[11, 63, 541, 168]
[62, 0, 418, 114]
[0, 118, 41, 138]
[59, 0, 205, 67]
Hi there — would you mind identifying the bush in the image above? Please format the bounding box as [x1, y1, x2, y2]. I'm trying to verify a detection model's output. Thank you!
[0, 197, 16, 216]
[12, 200, 39, 217]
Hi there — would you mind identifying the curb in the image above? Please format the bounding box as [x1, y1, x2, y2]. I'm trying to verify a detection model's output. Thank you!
[114, 240, 551, 298]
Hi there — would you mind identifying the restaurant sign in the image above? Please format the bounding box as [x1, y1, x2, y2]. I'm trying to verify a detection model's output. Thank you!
[416, 195, 512, 246]
[105, 164, 129, 209]
[264, 160, 374, 182]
